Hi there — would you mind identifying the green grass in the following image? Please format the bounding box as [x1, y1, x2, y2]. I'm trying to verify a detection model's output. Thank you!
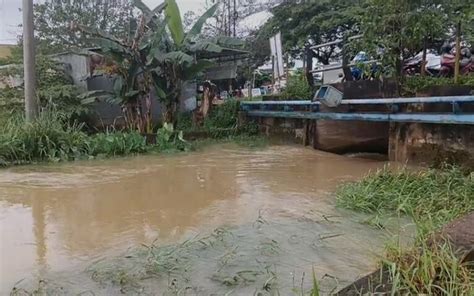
[383, 237, 474, 295]
[0, 111, 166, 166]
[336, 166, 474, 230]
[0, 104, 265, 167]
[336, 166, 474, 295]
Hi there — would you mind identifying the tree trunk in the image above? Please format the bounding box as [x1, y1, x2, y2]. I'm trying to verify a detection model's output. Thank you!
[193, 82, 216, 126]
[164, 101, 177, 125]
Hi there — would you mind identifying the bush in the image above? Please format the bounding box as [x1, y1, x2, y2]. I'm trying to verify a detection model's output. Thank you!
[156, 123, 189, 151]
[0, 111, 90, 165]
[203, 99, 240, 130]
[403, 75, 474, 96]
[0, 109, 150, 166]
[281, 74, 313, 100]
[0, 56, 89, 120]
[90, 131, 147, 156]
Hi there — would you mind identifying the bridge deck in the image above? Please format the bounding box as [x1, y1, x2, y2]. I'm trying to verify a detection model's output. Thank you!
[241, 96, 474, 125]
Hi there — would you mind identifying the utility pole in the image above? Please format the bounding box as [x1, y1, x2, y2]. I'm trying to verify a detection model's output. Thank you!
[23, 0, 38, 122]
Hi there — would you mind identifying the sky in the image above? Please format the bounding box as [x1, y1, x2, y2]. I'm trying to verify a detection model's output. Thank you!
[0, 0, 208, 44]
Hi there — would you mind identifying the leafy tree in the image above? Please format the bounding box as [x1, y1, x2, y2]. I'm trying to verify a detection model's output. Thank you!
[0, 56, 88, 119]
[359, 0, 473, 84]
[256, 0, 363, 65]
[33, 0, 134, 53]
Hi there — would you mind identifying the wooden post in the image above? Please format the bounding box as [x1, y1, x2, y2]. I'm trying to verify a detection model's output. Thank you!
[454, 22, 461, 84]
[23, 0, 38, 122]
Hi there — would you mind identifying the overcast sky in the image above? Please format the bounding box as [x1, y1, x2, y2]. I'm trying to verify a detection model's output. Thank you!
[0, 0, 207, 44]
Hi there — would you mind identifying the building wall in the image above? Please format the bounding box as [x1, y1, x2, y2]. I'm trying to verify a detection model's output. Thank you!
[52, 54, 89, 90]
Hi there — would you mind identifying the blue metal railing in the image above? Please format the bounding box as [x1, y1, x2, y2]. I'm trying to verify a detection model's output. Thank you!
[240, 95, 474, 125]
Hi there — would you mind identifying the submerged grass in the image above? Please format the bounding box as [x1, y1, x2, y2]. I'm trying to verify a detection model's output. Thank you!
[336, 166, 474, 295]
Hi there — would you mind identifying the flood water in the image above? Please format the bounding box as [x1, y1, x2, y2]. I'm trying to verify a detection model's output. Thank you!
[0, 144, 410, 294]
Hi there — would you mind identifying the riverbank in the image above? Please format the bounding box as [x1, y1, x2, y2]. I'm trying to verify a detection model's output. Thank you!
[0, 101, 262, 168]
[336, 166, 474, 294]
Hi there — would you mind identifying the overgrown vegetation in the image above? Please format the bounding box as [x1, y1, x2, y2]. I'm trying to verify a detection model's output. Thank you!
[337, 166, 473, 229]
[0, 56, 88, 119]
[383, 236, 473, 295]
[177, 99, 259, 139]
[336, 166, 474, 294]
[403, 75, 474, 96]
[0, 111, 148, 166]
[79, 0, 243, 127]
[281, 73, 313, 100]
[0, 98, 261, 167]
[0, 109, 194, 167]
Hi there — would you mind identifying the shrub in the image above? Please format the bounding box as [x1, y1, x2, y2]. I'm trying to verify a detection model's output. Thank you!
[90, 131, 147, 156]
[0, 110, 90, 165]
[156, 123, 189, 151]
[403, 75, 474, 96]
[0, 56, 90, 120]
[203, 99, 240, 130]
[281, 74, 313, 100]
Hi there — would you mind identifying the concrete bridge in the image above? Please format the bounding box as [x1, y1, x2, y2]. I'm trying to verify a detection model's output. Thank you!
[240, 95, 474, 166]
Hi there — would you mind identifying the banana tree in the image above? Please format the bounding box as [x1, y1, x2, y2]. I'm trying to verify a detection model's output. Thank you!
[147, 0, 244, 124]
[80, 0, 242, 127]
[77, 1, 167, 133]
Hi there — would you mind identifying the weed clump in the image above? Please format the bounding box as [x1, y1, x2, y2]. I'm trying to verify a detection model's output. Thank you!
[384, 237, 474, 295]
[336, 166, 474, 295]
[336, 166, 474, 229]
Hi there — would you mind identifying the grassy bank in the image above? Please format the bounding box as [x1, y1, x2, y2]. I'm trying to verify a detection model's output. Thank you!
[336, 166, 474, 294]
[0, 101, 263, 167]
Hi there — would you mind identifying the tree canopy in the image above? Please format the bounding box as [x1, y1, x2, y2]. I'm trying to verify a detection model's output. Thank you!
[255, 0, 363, 65]
[34, 0, 134, 54]
[254, 0, 473, 70]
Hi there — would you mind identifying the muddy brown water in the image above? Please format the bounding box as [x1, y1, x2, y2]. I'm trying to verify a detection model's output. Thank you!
[0, 144, 411, 295]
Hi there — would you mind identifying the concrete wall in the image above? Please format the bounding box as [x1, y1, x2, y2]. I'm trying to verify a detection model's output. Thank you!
[389, 86, 474, 167]
[389, 123, 474, 167]
[86, 76, 197, 129]
[53, 54, 89, 91]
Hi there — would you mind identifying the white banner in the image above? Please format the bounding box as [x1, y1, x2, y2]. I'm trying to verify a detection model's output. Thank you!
[269, 32, 285, 79]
